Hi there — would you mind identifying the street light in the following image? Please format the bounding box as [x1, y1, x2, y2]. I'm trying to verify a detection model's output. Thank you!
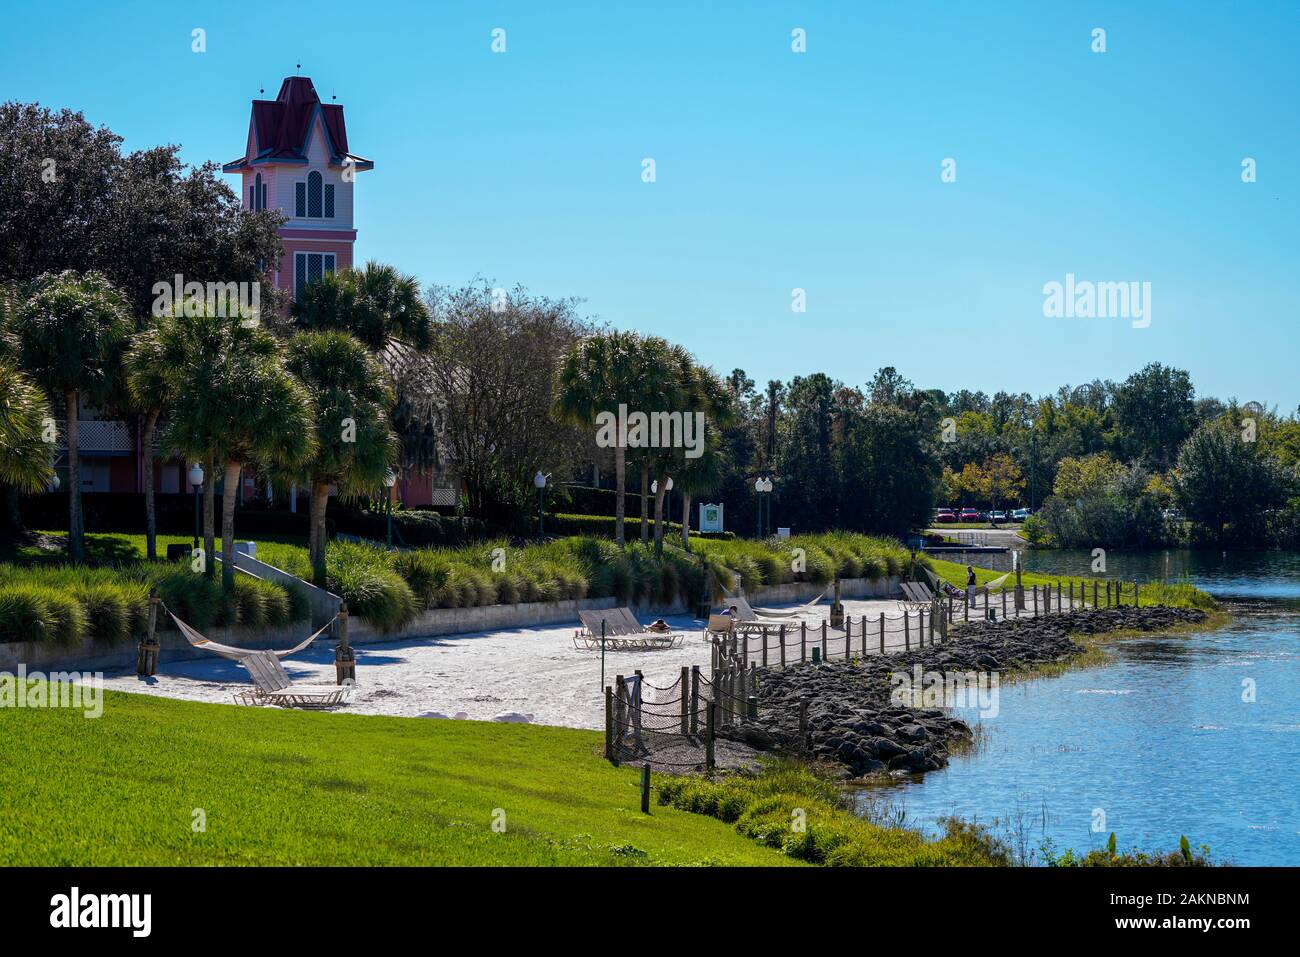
[651, 476, 674, 524]
[534, 471, 549, 538]
[384, 471, 397, 547]
[754, 476, 773, 537]
[188, 463, 205, 552]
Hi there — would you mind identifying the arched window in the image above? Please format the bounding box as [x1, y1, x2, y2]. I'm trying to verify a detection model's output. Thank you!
[254, 173, 264, 211]
[307, 171, 322, 218]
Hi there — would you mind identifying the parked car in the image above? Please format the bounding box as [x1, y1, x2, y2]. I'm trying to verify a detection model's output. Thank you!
[959, 508, 980, 522]
[990, 510, 1007, 522]
[1011, 508, 1031, 521]
[934, 509, 957, 523]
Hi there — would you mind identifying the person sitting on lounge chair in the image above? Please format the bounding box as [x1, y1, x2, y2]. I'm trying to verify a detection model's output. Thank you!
[647, 618, 671, 633]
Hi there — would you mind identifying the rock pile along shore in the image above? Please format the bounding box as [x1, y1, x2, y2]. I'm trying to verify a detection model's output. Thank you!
[719, 605, 1208, 779]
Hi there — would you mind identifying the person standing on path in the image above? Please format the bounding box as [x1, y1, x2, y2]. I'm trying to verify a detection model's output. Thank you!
[966, 565, 977, 608]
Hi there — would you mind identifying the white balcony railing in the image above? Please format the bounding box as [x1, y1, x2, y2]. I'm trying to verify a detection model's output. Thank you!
[55, 420, 135, 454]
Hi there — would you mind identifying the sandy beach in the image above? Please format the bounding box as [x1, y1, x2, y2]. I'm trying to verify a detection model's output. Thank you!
[101, 598, 912, 729]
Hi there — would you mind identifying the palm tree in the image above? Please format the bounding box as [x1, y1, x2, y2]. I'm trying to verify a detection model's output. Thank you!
[160, 310, 316, 593]
[0, 361, 55, 494]
[555, 331, 647, 548]
[123, 314, 175, 561]
[285, 331, 399, 587]
[651, 358, 734, 556]
[292, 261, 431, 351]
[12, 271, 132, 562]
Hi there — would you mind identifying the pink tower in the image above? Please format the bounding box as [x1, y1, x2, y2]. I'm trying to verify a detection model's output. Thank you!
[224, 76, 373, 304]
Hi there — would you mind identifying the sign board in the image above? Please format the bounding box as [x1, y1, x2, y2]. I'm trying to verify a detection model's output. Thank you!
[777, 527, 791, 539]
[699, 503, 724, 534]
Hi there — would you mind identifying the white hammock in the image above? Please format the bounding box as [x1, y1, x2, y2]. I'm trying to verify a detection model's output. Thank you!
[717, 574, 826, 620]
[164, 604, 338, 662]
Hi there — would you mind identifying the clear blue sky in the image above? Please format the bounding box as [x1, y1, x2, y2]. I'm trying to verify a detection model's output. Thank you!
[3, 1, 1297, 409]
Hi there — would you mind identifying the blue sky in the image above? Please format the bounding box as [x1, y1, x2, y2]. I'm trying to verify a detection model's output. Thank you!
[3, 1, 1296, 409]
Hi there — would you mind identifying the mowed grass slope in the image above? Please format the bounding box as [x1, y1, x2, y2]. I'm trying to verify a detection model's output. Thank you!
[0, 688, 799, 867]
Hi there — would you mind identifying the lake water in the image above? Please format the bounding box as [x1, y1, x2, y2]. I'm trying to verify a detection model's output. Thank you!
[860, 549, 1300, 865]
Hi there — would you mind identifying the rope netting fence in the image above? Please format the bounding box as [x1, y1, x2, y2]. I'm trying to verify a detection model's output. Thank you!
[605, 578, 1146, 768]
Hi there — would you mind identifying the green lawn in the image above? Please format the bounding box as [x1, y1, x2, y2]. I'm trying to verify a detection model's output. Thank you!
[3, 530, 311, 569]
[0, 687, 801, 866]
[925, 557, 1217, 611]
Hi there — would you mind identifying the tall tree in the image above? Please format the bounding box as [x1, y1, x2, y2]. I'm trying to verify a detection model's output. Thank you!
[403, 282, 588, 525]
[1113, 362, 1196, 470]
[556, 331, 649, 548]
[292, 261, 431, 351]
[12, 271, 132, 561]
[0, 104, 285, 318]
[160, 311, 316, 592]
[0, 361, 54, 495]
[123, 313, 176, 560]
[1175, 419, 1290, 545]
[286, 331, 399, 586]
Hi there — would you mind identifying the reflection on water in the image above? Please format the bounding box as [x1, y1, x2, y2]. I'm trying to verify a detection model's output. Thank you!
[861, 550, 1300, 866]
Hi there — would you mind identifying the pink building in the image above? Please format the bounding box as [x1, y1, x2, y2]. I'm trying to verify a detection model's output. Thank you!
[222, 76, 373, 302]
[56, 76, 457, 511]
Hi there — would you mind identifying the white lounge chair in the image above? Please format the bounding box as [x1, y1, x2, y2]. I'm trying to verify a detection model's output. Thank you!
[234, 651, 349, 709]
[575, 608, 683, 651]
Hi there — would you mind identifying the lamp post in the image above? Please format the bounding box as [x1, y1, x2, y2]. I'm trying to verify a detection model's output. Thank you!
[651, 476, 674, 524]
[754, 476, 773, 537]
[188, 463, 205, 552]
[534, 471, 549, 538]
[384, 471, 397, 547]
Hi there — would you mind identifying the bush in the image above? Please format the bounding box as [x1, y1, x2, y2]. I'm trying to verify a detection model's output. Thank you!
[0, 584, 88, 644]
[656, 763, 1010, 866]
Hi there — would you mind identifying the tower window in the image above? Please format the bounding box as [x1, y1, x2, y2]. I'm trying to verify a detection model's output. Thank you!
[295, 182, 306, 217]
[307, 171, 322, 218]
[324, 183, 335, 218]
[293, 251, 337, 301]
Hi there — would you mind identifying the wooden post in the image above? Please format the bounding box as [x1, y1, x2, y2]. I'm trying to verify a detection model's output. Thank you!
[929, 606, 935, 644]
[1057, 581, 1062, 612]
[820, 620, 828, 662]
[679, 666, 689, 736]
[861, 614, 868, 657]
[1069, 581, 1074, 609]
[1001, 588, 1007, 619]
[604, 685, 614, 760]
[762, 625, 769, 668]
[1134, 579, 1139, 606]
[801, 622, 807, 662]
[136, 587, 160, 676]
[705, 702, 716, 770]
[741, 630, 749, 668]
[904, 611, 910, 651]
[640, 764, 651, 814]
[780, 625, 787, 667]
[879, 612, 885, 654]
[690, 665, 700, 736]
[1033, 585, 1039, 616]
[335, 601, 355, 685]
